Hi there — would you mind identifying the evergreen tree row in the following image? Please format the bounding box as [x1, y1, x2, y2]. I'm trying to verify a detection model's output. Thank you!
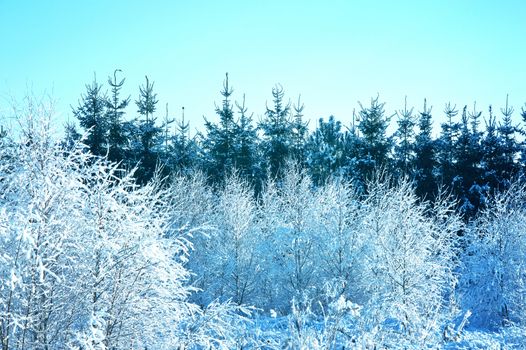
[69, 71, 526, 218]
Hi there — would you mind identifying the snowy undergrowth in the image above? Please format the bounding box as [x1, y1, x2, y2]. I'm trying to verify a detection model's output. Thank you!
[2, 101, 526, 349]
[0, 102, 251, 349]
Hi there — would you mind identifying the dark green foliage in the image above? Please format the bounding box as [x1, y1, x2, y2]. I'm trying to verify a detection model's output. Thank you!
[413, 99, 436, 199]
[136, 75, 158, 122]
[132, 75, 163, 184]
[496, 95, 520, 184]
[482, 106, 503, 191]
[355, 96, 392, 179]
[69, 72, 526, 219]
[259, 84, 293, 179]
[453, 105, 484, 217]
[62, 121, 81, 151]
[105, 69, 130, 163]
[290, 95, 309, 166]
[201, 73, 238, 184]
[168, 107, 199, 174]
[393, 97, 416, 177]
[307, 116, 346, 185]
[234, 95, 259, 184]
[436, 103, 460, 188]
[72, 76, 107, 156]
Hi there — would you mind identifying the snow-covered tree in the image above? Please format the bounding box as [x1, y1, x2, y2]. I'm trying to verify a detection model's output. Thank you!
[356, 96, 392, 179]
[273, 165, 320, 306]
[259, 85, 293, 179]
[72, 75, 107, 157]
[204, 173, 259, 305]
[306, 116, 347, 185]
[358, 178, 462, 346]
[460, 181, 526, 328]
[105, 69, 130, 163]
[0, 100, 242, 349]
[316, 178, 366, 301]
[393, 97, 416, 178]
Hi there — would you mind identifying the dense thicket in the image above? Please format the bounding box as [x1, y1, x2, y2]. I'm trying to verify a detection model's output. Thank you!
[0, 95, 526, 350]
[69, 72, 526, 219]
[3, 73, 526, 348]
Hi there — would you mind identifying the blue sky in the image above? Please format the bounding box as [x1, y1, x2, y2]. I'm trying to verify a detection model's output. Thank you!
[1, 0, 525, 134]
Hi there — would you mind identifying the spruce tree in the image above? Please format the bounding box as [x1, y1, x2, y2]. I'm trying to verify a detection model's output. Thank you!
[306, 116, 346, 185]
[72, 75, 107, 156]
[259, 84, 293, 179]
[413, 99, 436, 200]
[393, 97, 416, 177]
[62, 121, 81, 151]
[202, 73, 237, 184]
[290, 95, 309, 166]
[169, 106, 199, 173]
[454, 105, 483, 217]
[341, 109, 363, 187]
[133, 75, 161, 183]
[234, 94, 259, 184]
[482, 106, 502, 192]
[105, 69, 130, 163]
[356, 96, 392, 179]
[436, 103, 460, 188]
[496, 95, 520, 185]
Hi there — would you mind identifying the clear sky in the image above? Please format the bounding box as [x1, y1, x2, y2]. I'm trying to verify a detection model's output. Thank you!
[1, 0, 525, 134]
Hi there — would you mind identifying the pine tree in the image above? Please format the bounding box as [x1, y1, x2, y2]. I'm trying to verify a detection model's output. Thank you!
[136, 75, 158, 122]
[436, 103, 460, 188]
[306, 116, 346, 185]
[105, 69, 130, 163]
[413, 99, 436, 200]
[72, 75, 107, 156]
[202, 73, 237, 184]
[466, 103, 485, 213]
[234, 94, 259, 185]
[133, 75, 162, 183]
[393, 97, 416, 177]
[62, 120, 81, 151]
[290, 95, 309, 166]
[480, 98, 520, 193]
[341, 109, 363, 187]
[356, 96, 392, 179]
[259, 84, 293, 179]
[482, 106, 502, 192]
[454, 105, 483, 217]
[169, 106, 199, 173]
[496, 95, 520, 185]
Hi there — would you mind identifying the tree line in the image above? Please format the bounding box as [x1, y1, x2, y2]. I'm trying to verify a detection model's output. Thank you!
[68, 70, 526, 218]
[2, 90, 526, 348]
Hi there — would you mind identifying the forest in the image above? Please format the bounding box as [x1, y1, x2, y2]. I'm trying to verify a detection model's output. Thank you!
[1, 71, 526, 349]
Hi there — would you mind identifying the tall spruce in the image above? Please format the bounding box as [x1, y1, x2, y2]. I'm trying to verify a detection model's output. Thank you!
[133, 75, 161, 183]
[234, 94, 259, 184]
[306, 116, 346, 185]
[356, 96, 392, 179]
[290, 95, 309, 166]
[413, 99, 436, 200]
[72, 75, 107, 156]
[496, 95, 520, 185]
[436, 103, 460, 188]
[169, 106, 199, 173]
[482, 106, 502, 192]
[105, 69, 130, 163]
[259, 84, 293, 179]
[394, 97, 416, 177]
[202, 73, 237, 184]
[454, 105, 483, 217]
